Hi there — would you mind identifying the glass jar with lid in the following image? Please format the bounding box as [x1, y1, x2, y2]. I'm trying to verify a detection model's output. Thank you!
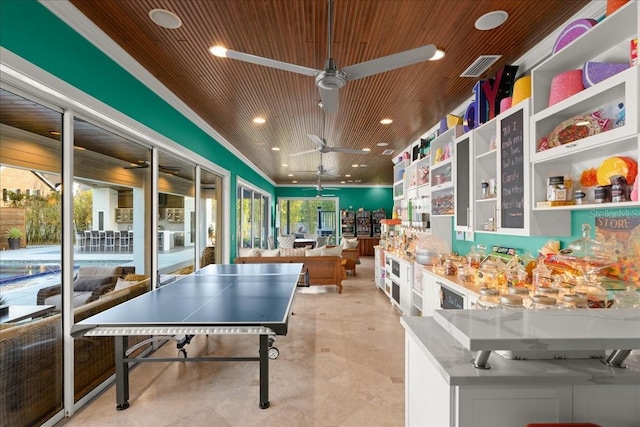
[537, 286, 559, 304]
[613, 286, 640, 308]
[532, 261, 553, 291]
[500, 294, 523, 309]
[532, 294, 558, 309]
[509, 287, 533, 309]
[476, 288, 500, 309]
[561, 293, 588, 309]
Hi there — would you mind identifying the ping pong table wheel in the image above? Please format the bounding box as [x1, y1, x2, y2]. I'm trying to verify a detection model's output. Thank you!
[268, 346, 279, 359]
[178, 348, 187, 358]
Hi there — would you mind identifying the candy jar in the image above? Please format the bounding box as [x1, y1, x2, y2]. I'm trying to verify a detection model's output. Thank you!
[613, 286, 640, 308]
[556, 224, 618, 308]
[532, 261, 553, 292]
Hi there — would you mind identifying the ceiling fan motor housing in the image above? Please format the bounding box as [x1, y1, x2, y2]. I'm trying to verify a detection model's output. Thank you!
[316, 69, 346, 90]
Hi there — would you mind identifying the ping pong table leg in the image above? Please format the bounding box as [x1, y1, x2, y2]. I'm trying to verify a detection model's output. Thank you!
[115, 336, 130, 410]
[259, 334, 270, 409]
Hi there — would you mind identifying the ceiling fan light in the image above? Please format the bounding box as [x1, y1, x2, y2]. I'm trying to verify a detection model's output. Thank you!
[210, 46, 228, 57]
[316, 71, 346, 90]
[149, 9, 182, 29]
[429, 49, 446, 61]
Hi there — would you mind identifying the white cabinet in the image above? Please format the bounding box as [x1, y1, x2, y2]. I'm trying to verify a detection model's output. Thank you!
[386, 253, 413, 315]
[430, 125, 463, 217]
[530, 1, 639, 211]
[453, 130, 473, 233]
[374, 246, 385, 291]
[464, 99, 571, 236]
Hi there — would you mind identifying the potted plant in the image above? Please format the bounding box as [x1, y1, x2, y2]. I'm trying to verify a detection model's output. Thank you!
[5, 227, 23, 250]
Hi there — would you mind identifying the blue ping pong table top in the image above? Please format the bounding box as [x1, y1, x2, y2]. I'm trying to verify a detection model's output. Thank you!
[73, 263, 303, 334]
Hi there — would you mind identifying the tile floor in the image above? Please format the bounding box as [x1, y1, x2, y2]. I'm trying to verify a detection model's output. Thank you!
[60, 257, 406, 427]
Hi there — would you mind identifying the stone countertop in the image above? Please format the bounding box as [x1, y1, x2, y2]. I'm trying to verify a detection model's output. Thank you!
[401, 314, 640, 387]
[433, 308, 640, 352]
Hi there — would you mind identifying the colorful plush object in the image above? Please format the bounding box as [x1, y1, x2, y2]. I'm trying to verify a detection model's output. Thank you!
[552, 19, 598, 54]
[548, 70, 584, 106]
[631, 179, 638, 202]
[499, 97, 512, 113]
[582, 62, 629, 87]
[511, 75, 531, 106]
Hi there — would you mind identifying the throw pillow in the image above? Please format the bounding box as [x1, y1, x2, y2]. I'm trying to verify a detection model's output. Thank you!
[74, 275, 113, 291]
[238, 247, 259, 257]
[280, 247, 305, 257]
[323, 245, 343, 256]
[259, 249, 281, 257]
[114, 277, 138, 291]
[305, 246, 324, 256]
[77, 266, 122, 277]
[341, 238, 359, 249]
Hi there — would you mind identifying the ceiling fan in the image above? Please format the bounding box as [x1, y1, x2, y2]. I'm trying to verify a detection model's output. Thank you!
[123, 161, 181, 173]
[304, 179, 338, 197]
[292, 152, 341, 176]
[209, 0, 437, 113]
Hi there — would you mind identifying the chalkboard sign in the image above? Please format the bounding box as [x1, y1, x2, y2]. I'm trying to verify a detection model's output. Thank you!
[455, 137, 470, 228]
[500, 108, 524, 229]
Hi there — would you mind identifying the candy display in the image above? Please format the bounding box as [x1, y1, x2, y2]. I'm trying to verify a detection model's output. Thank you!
[538, 100, 625, 152]
[596, 156, 637, 186]
[582, 62, 629, 87]
[552, 18, 598, 54]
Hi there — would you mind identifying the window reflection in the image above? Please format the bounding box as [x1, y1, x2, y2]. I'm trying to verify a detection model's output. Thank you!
[0, 88, 64, 426]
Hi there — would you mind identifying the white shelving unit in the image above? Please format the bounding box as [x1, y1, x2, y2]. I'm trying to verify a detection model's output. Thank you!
[530, 1, 639, 211]
[430, 125, 463, 217]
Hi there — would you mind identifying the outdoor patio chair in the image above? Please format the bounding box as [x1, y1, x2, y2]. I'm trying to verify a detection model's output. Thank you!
[118, 230, 130, 251]
[75, 231, 87, 250]
[104, 230, 115, 251]
[88, 230, 101, 251]
[277, 235, 295, 248]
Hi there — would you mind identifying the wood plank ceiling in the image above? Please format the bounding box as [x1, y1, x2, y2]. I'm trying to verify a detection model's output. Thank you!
[62, 0, 590, 187]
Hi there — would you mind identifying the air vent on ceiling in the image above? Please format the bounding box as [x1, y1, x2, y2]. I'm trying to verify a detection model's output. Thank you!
[381, 149, 395, 156]
[460, 55, 502, 78]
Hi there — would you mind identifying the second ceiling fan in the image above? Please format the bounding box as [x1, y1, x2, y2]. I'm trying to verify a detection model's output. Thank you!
[210, 0, 437, 113]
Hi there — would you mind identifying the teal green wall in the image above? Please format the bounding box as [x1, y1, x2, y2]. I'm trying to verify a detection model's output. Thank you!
[452, 208, 640, 256]
[0, 0, 277, 260]
[275, 187, 393, 217]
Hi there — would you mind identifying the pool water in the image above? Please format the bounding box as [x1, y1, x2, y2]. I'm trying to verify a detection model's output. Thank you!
[0, 260, 129, 285]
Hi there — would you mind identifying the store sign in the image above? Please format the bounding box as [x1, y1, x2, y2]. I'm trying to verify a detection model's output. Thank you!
[463, 65, 519, 132]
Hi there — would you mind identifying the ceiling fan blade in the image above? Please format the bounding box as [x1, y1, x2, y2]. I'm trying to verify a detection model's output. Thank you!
[218, 49, 320, 77]
[343, 44, 437, 81]
[318, 87, 339, 113]
[307, 134, 328, 149]
[289, 148, 318, 157]
[329, 147, 370, 155]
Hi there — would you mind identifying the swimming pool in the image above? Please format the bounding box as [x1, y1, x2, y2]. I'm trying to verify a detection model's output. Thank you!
[0, 260, 130, 285]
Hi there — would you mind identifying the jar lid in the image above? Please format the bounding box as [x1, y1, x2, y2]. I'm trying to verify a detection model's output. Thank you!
[500, 294, 523, 306]
[509, 287, 529, 295]
[479, 287, 499, 296]
[538, 287, 559, 294]
[563, 294, 588, 304]
[532, 294, 556, 305]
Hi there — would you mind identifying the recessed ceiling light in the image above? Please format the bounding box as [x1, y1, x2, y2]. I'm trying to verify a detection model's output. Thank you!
[281, 163, 288, 167]
[292, 180, 298, 183]
[288, 173, 294, 177]
[149, 9, 182, 29]
[341, 181, 346, 184]
[253, 117, 266, 124]
[359, 164, 368, 168]
[345, 174, 351, 177]
[380, 118, 393, 125]
[362, 148, 371, 152]
[377, 142, 389, 147]
[351, 164, 359, 168]
[272, 147, 280, 151]
[430, 49, 446, 61]
[475, 10, 508, 31]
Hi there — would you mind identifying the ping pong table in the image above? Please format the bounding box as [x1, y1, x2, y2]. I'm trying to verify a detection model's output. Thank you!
[72, 263, 302, 410]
